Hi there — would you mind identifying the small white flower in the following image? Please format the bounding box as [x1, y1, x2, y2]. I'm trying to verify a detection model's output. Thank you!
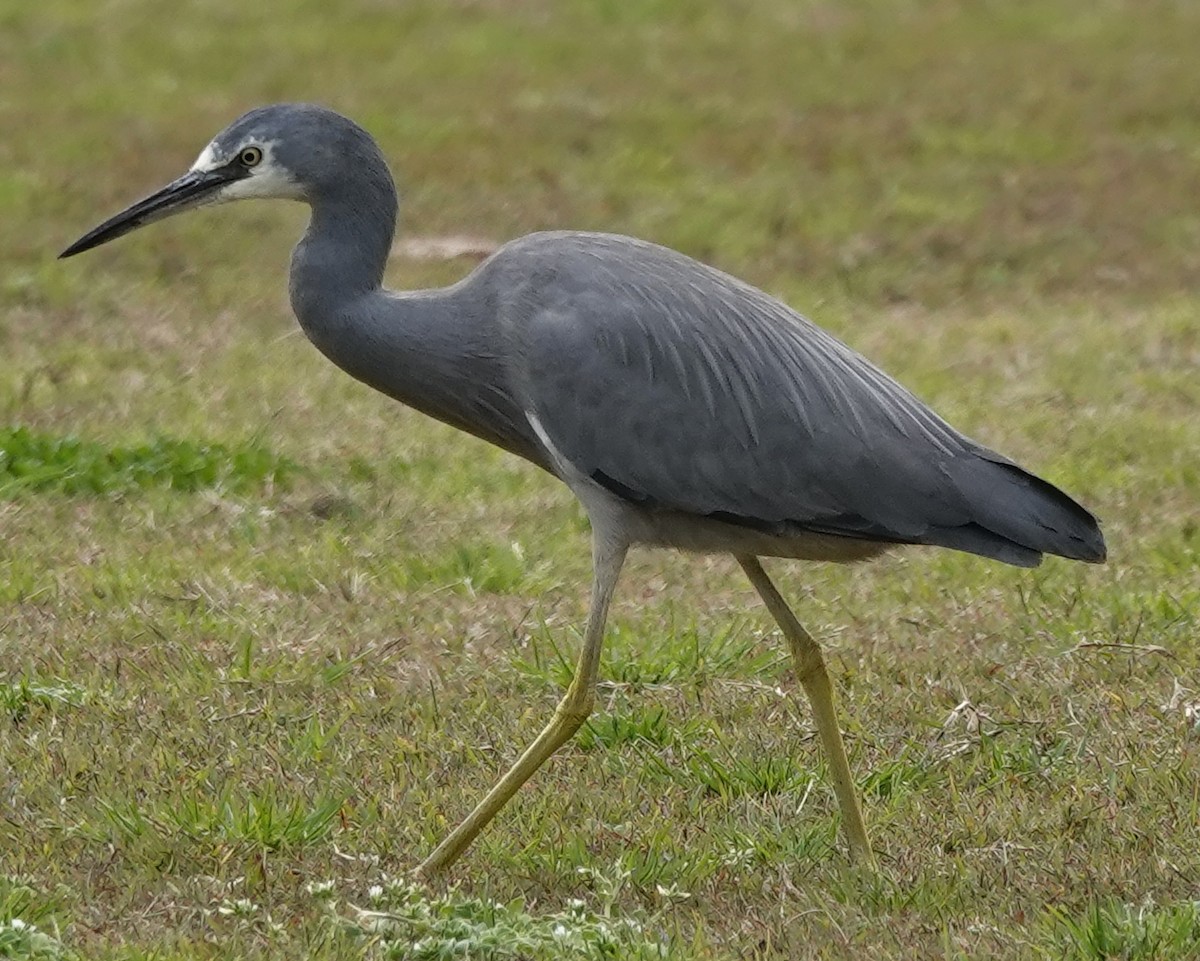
[216, 897, 257, 917]
[655, 882, 691, 902]
[306, 879, 336, 897]
[368, 884, 384, 902]
[9, 918, 29, 930]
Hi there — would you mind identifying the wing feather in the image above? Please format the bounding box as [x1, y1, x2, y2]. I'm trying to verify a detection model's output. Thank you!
[492, 233, 1103, 565]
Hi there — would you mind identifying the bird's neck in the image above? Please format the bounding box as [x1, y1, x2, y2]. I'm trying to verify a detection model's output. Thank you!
[286, 188, 543, 465]
[289, 179, 397, 326]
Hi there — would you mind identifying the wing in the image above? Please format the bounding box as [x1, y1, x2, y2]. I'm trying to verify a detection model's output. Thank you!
[498, 234, 1103, 566]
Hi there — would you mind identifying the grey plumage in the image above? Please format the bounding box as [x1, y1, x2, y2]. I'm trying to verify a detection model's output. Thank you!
[60, 103, 1105, 872]
[485, 232, 1102, 568]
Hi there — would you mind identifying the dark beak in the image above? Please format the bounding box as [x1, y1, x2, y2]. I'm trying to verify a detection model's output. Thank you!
[59, 168, 236, 259]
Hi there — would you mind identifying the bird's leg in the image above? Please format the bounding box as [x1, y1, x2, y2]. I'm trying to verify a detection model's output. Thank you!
[416, 534, 627, 877]
[736, 555, 875, 867]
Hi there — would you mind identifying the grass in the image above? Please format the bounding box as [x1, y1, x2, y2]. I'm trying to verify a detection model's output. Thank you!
[333, 871, 675, 960]
[2, 0, 1199, 957]
[0, 426, 295, 496]
[1047, 900, 1200, 961]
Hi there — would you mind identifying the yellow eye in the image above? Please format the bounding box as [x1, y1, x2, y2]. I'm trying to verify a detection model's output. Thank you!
[238, 146, 263, 167]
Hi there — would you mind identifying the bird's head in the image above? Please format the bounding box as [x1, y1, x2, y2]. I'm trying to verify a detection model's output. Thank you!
[60, 103, 387, 258]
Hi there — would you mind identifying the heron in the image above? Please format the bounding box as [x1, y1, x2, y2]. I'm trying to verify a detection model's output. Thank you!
[60, 103, 1105, 874]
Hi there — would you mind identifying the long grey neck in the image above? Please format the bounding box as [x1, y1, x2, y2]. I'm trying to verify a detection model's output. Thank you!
[287, 173, 541, 465]
[289, 169, 396, 315]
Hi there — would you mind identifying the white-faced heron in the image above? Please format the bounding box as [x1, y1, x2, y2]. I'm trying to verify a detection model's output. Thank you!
[61, 103, 1106, 874]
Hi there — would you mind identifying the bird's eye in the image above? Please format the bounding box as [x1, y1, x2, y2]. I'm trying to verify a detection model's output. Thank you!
[238, 146, 263, 168]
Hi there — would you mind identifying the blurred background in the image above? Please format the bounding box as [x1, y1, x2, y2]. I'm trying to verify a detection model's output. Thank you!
[10, 0, 1200, 303]
[1, 2, 1197, 959]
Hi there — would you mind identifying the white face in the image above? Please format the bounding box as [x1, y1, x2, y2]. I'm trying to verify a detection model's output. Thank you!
[190, 139, 307, 202]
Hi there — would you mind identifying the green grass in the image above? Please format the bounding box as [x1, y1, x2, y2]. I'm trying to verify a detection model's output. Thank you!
[1048, 899, 1200, 961]
[2, 0, 1199, 958]
[0, 426, 295, 496]
[332, 871, 675, 960]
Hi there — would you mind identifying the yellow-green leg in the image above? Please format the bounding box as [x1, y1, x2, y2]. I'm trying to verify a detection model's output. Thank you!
[416, 534, 628, 877]
[737, 555, 875, 867]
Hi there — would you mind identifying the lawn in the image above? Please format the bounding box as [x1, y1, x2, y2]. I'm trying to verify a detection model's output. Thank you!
[1, 1, 1198, 958]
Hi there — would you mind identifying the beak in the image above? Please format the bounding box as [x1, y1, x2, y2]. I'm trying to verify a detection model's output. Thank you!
[59, 167, 238, 259]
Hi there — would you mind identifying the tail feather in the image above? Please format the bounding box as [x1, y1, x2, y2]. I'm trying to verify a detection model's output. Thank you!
[942, 448, 1106, 565]
[919, 523, 1045, 568]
